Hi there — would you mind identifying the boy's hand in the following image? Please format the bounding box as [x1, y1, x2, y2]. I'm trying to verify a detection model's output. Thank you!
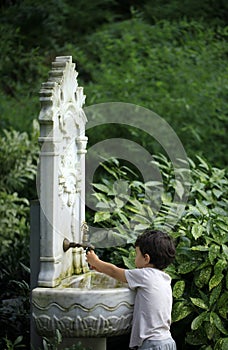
[86, 250, 127, 282]
[86, 250, 100, 270]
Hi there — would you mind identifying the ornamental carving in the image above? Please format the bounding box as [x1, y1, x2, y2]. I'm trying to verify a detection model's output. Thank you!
[33, 312, 133, 337]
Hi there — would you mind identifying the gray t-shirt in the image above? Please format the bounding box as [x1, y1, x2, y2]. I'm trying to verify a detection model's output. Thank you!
[125, 267, 172, 348]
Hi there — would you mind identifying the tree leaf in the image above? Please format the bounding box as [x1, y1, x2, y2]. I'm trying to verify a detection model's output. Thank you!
[216, 220, 228, 233]
[178, 261, 199, 274]
[172, 301, 192, 322]
[174, 179, 185, 199]
[222, 244, 228, 259]
[209, 283, 222, 307]
[217, 291, 228, 319]
[190, 297, 208, 310]
[204, 321, 217, 340]
[215, 338, 228, 350]
[196, 199, 208, 216]
[191, 223, 204, 239]
[92, 183, 109, 193]
[14, 336, 23, 345]
[173, 280, 185, 299]
[94, 211, 110, 222]
[192, 245, 209, 252]
[191, 311, 208, 330]
[209, 274, 224, 291]
[214, 259, 227, 275]
[195, 266, 212, 288]
[209, 244, 220, 264]
[117, 211, 130, 228]
[210, 312, 228, 335]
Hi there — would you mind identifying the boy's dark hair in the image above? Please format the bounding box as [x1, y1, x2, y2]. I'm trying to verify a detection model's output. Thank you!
[135, 230, 176, 270]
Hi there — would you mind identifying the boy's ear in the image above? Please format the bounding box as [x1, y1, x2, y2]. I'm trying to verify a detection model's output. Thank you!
[144, 253, 150, 264]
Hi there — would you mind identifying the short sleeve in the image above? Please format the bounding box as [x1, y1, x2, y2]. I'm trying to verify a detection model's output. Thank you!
[125, 269, 146, 290]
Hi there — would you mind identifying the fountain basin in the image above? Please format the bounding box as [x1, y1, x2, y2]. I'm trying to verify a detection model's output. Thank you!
[32, 271, 135, 338]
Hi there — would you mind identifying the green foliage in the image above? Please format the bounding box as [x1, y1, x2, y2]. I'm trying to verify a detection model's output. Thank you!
[91, 155, 228, 348]
[0, 2, 227, 167]
[0, 121, 39, 252]
[0, 124, 39, 193]
[141, 0, 228, 24]
[76, 19, 228, 168]
[3, 336, 26, 349]
[0, 123, 39, 349]
[42, 330, 91, 350]
[0, 1, 227, 348]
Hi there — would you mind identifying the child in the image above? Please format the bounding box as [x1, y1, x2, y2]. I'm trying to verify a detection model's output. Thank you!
[86, 229, 177, 350]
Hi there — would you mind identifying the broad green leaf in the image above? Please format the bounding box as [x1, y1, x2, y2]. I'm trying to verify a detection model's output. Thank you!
[174, 179, 185, 199]
[113, 180, 129, 196]
[212, 188, 223, 198]
[172, 301, 192, 322]
[215, 338, 228, 350]
[165, 265, 179, 279]
[92, 183, 109, 193]
[191, 223, 204, 239]
[173, 280, 185, 299]
[222, 244, 228, 259]
[211, 227, 228, 245]
[178, 261, 199, 274]
[214, 259, 227, 275]
[216, 220, 228, 233]
[204, 321, 217, 340]
[209, 244, 220, 264]
[191, 311, 208, 330]
[100, 163, 118, 179]
[191, 245, 209, 252]
[196, 199, 208, 216]
[14, 335, 24, 345]
[93, 192, 108, 202]
[161, 192, 172, 203]
[196, 155, 210, 170]
[190, 297, 208, 310]
[123, 256, 135, 269]
[96, 202, 111, 209]
[134, 223, 150, 231]
[114, 197, 124, 208]
[209, 274, 224, 291]
[195, 266, 212, 288]
[217, 291, 228, 319]
[219, 306, 228, 320]
[94, 211, 110, 223]
[117, 212, 130, 228]
[210, 312, 228, 335]
[209, 283, 222, 307]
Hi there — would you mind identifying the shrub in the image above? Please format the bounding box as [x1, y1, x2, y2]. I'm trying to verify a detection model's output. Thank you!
[0, 122, 39, 349]
[90, 155, 228, 349]
[73, 19, 228, 168]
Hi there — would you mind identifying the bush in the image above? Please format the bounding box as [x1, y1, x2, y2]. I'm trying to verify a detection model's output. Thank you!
[90, 155, 228, 349]
[73, 19, 228, 168]
[0, 123, 39, 349]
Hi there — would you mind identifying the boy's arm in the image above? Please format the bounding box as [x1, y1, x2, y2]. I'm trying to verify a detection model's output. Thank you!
[86, 250, 127, 283]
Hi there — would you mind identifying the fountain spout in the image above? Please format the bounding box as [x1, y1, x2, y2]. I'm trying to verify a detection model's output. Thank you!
[63, 238, 94, 253]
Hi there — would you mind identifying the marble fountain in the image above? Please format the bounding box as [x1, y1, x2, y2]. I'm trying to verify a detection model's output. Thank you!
[31, 56, 135, 350]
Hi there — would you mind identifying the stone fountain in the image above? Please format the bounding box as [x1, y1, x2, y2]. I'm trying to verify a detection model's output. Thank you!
[31, 56, 135, 350]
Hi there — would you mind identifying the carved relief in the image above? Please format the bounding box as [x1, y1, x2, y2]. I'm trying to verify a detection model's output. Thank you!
[33, 312, 133, 337]
[37, 56, 88, 287]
